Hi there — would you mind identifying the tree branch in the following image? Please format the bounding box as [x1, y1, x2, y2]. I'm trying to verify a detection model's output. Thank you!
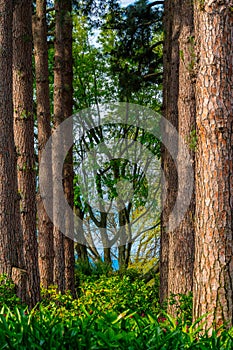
[143, 72, 163, 80]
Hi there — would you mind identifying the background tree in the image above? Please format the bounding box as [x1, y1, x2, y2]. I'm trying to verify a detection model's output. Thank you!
[100, 0, 163, 104]
[70, 5, 163, 270]
[73, 118, 161, 270]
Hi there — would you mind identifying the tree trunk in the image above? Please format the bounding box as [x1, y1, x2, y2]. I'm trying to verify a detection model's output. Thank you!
[118, 207, 129, 270]
[13, 0, 40, 307]
[167, 0, 196, 313]
[75, 206, 89, 263]
[0, 0, 18, 276]
[62, 0, 76, 296]
[76, 244, 89, 263]
[53, 0, 65, 292]
[33, 0, 54, 289]
[104, 247, 112, 266]
[160, 0, 179, 305]
[193, 1, 233, 330]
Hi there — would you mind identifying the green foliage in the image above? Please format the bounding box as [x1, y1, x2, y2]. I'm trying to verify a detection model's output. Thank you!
[76, 260, 113, 281]
[186, 129, 198, 151]
[0, 275, 233, 348]
[76, 274, 158, 314]
[99, 0, 163, 104]
[0, 275, 21, 309]
[168, 292, 193, 326]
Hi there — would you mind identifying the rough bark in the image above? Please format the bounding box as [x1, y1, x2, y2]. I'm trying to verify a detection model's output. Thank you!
[33, 0, 54, 289]
[160, 0, 179, 304]
[0, 0, 18, 276]
[63, 0, 76, 296]
[193, 1, 233, 330]
[13, 0, 40, 307]
[167, 0, 196, 313]
[53, 0, 65, 292]
[12, 267, 27, 300]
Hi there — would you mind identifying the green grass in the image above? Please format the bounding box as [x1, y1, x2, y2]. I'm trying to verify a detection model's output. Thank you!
[0, 273, 233, 349]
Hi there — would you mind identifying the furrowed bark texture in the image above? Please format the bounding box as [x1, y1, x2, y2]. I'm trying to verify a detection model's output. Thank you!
[33, 0, 54, 289]
[193, 1, 233, 330]
[63, 0, 75, 296]
[53, 0, 65, 292]
[160, 0, 179, 304]
[13, 0, 40, 307]
[167, 0, 196, 311]
[0, 0, 17, 276]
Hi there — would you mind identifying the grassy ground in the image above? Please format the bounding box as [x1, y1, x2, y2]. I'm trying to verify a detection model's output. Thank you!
[0, 271, 232, 349]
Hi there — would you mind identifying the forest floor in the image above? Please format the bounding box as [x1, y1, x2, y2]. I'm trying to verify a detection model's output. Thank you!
[0, 271, 232, 349]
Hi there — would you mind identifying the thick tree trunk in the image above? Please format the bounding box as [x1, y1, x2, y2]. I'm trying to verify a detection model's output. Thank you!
[33, 0, 54, 289]
[0, 0, 18, 276]
[160, 0, 179, 304]
[167, 0, 196, 313]
[13, 0, 40, 307]
[193, 1, 233, 330]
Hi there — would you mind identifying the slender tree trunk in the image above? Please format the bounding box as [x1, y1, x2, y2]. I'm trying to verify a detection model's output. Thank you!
[160, 0, 179, 304]
[0, 0, 17, 276]
[193, 1, 233, 330]
[53, 0, 65, 292]
[13, 0, 40, 307]
[104, 247, 112, 265]
[125, 242, 132, 268]
[76, 244, 89, 262]
[33, 0, 54, 289]
[118, 208, 129, 270]
[63, 0, 76, 296]
[118, 245, 126, 270]
[167, 0, 196, 313]
[75, 206, 89, 263]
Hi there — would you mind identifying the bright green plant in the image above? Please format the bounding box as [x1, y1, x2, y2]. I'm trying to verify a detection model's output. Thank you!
[168, 291, 193, 326]
[1, 304, 233, 349]
[0, 274, 21, 309]
[0, 274, 233, 348]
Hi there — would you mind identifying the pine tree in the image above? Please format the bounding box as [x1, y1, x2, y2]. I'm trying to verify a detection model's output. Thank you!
[33, 0, 54, 289]
[13, 0, 40, 307]
[193, 0, 233, 330]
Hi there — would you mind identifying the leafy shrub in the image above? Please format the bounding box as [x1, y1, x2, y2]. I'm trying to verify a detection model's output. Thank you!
[118, 267, 142, 282]
[168, 291, 193, 326]
[0, 275, 21, 309]
[41, 274, 158, 320]
[76, 274, 159, 315]
[75, 260, 113, 284]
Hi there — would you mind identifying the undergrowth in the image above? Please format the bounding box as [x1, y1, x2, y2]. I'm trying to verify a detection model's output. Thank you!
[0, 272, 232, 349]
